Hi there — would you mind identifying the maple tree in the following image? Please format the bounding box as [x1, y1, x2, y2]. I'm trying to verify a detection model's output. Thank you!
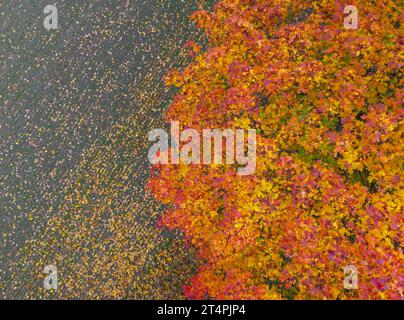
[148, 0, 403, 299]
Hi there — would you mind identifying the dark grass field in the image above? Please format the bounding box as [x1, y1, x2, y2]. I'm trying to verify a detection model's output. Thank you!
[0, 0, 213, 299]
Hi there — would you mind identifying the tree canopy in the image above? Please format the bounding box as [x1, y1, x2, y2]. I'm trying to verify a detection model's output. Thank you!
[149, 0, 403, 299]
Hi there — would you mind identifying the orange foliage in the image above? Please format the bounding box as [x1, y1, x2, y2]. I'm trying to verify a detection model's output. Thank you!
[149, 0, 403, 299]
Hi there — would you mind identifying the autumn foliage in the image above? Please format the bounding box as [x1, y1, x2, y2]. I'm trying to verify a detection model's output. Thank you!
[148, 0, 403, 299]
